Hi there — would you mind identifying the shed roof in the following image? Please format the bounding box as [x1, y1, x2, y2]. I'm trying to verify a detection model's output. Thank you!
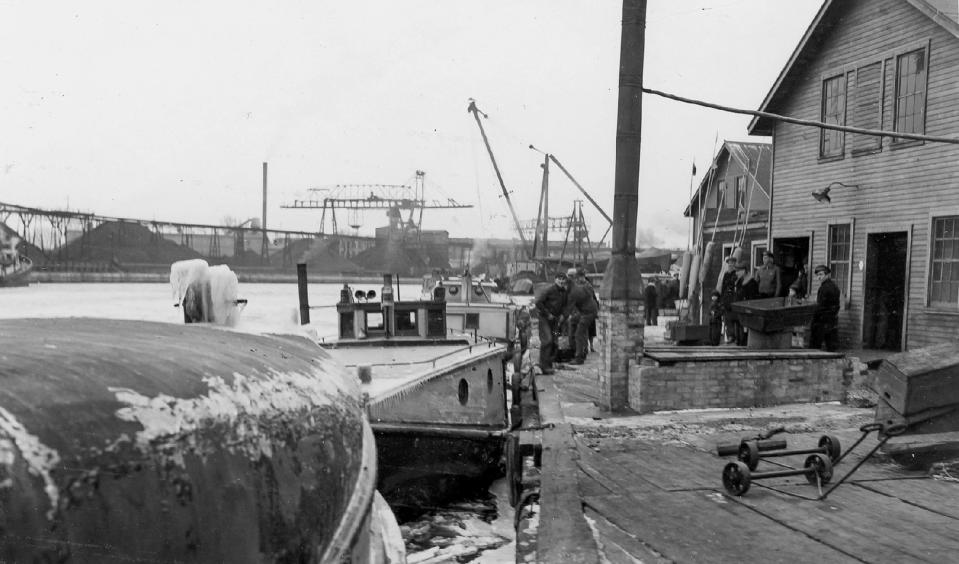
[748, 0, 959, 135]
[683, 141, 772, 217]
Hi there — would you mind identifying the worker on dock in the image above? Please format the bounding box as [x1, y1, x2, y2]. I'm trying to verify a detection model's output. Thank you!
[756, 251, 782, 298]
[534, 271, 569, 374]
[567, 267, 598, 365]
[809, 264, 841, 351]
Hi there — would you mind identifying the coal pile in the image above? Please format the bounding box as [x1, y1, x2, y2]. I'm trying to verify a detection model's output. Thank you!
[58, 221, 203, 265]
[352, 241, 449, 277]
[280, 237, 364, 274]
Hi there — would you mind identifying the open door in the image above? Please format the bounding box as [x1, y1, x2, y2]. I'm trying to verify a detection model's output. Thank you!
[863, 232, 908, 350]
[772, 236, 811, 297]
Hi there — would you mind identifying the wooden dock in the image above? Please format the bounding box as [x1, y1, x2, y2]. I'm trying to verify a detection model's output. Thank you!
[518, 348, 959, 563]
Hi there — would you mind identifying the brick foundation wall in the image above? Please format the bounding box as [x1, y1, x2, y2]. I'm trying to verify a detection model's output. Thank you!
[629, 356, 849, 413]
[599, 298, 644, 411]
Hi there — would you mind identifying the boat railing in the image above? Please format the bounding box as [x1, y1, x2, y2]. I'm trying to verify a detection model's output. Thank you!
[340, 337, 501, 371]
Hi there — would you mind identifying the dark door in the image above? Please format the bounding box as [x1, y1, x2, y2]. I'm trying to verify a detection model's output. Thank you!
[772, 236, 811, 298]
[863, 232, 908, 350]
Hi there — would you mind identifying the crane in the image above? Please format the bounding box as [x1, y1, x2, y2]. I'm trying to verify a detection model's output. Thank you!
[281, 171, 473, 236]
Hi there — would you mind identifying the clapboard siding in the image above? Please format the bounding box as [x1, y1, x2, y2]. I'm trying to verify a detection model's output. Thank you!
[766, 0, 959, 349]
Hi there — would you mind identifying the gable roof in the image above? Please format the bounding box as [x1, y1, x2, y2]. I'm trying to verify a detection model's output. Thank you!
[748, 0, 959, 135]
[683, 141, 772, 217]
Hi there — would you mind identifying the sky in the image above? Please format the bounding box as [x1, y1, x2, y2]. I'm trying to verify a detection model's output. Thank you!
[0, 0, 824, 250]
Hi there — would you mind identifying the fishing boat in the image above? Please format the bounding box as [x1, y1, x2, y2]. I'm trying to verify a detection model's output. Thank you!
[321, 274, 511, 510]
[420, 269, 526, 342]
[0, 317, 404, 563]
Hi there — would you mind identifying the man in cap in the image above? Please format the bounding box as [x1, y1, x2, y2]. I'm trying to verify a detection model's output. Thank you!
[809, 264, 841, 351]
[719, 254, 740, 343]
[533, 271, 569, 374]
[756, 251, 782, 298]
[566, 267, 598, 364]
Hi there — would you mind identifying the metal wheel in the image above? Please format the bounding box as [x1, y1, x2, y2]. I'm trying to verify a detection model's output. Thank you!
[737, 441, 761, 470]
[722, 461, 752, 496]
[804, 453, 834, 485]
[818, 434, 842, 462]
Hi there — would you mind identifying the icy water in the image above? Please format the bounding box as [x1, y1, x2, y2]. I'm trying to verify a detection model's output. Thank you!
[0, 281, 515, 563]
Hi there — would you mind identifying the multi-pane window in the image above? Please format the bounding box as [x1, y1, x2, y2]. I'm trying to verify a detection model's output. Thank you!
[895, 48, 927, 137]
[930, 216, 959, 308]
[717, 180, 727, 209]
[820, 74, 846, 158]
[828, 224, 851, 303]
[736, 176, 747, 209]
[851, 61, 882, 153]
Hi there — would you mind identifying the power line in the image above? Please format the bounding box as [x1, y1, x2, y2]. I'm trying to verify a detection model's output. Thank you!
[642, 86, 959, 145]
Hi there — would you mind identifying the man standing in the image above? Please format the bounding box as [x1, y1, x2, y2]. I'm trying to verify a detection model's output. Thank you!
[643, 279, 659, 327]
[567, 268, 598, 365]
[809, 264, 841, 351]
[719, 255, 739, 343]
[534, 271, 569, 374]
[756, 251, 782, 298]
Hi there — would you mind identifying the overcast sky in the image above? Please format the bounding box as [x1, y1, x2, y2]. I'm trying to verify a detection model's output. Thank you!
[1, 0, 823, 249]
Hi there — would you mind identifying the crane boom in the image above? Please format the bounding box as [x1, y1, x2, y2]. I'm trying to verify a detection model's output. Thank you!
[467, 99, 532, 261]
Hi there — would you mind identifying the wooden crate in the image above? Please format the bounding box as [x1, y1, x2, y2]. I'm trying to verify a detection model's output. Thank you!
[875, 343, 959, 416]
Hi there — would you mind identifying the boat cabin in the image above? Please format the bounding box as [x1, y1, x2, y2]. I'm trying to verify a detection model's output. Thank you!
[338, 274, 448, 340]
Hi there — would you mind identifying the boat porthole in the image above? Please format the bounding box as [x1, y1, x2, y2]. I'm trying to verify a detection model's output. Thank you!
[474, 286, 484, 296]
[487, 369, 493, 393]
[449, 286, 459, 296]
[458, 379, 469, 405]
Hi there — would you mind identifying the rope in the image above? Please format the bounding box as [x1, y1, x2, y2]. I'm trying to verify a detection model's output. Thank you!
[642, 86, 959, 145]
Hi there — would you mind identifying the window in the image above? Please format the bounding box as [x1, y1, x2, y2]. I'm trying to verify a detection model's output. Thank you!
[735, 176, 746, 209]
[820, 74, 847, 158]
[718, 180, 728, 209]
[929, 216, 959, 308]
[752, 244, 767, 271]
[851, 61, 882, 154]
[828, 224, 852, 303]
[894, 48, 927, 138]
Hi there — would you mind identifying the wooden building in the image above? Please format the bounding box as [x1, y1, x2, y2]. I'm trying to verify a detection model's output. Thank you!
[684, 141, 773, 319]
[748, 0, 959, 351]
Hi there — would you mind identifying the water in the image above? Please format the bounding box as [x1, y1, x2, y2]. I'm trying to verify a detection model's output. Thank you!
[0, 280, 515, 563]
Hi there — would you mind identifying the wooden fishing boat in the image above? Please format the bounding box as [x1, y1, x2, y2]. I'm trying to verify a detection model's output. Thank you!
[0, 318, 404, 563]
[322, 274, 511, 509]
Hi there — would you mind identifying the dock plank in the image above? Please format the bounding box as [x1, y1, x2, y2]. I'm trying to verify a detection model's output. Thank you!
[583, 506, 670, 564]
[589, 439, 722, 490]
[734, 482, 959, 562]
[584, 491, 860, 564]
[854, 478, 959, 520]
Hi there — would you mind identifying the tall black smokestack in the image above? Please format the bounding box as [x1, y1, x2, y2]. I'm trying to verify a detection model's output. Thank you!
[599, 0, 645, 301]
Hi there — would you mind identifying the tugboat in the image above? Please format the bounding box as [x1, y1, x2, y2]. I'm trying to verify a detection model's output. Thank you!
[323, 274, 511, 510]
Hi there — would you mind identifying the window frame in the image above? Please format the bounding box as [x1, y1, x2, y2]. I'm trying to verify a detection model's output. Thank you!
[850, 59, 885, 156]
[892, 42, 930, 146]
[819, 72, 848, 160]
[927, 214, 959, 310]
[827, 221, 854, 310]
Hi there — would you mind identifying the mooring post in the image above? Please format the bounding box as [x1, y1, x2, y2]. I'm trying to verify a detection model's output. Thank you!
[297, 263, 310, 325]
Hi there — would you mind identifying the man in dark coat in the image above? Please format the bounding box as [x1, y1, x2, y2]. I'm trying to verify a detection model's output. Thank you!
[534, 272, 569, 374]
[809, 264, 841, 351]
[643, 280, 659, 327]
[567, 269, 598, 365]
[719, 255, 740, 343]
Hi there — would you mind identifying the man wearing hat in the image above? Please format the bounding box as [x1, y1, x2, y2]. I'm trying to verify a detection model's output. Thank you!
[719, 254, 741, 343]
[566, 267, 598, 365]
[534, 271, 569, 374]
[756, 251, 782, 298]
[809, 264, 841, 351]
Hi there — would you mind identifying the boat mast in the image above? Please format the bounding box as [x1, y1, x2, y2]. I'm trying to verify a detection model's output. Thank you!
[467, 99, 533, 261]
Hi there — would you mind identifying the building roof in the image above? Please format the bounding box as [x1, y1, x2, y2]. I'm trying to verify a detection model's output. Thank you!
[748, 0, 959, 136]
[683, 141, 772, 217]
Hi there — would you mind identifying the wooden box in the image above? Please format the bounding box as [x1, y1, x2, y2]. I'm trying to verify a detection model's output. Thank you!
[875, 343, 959, 416]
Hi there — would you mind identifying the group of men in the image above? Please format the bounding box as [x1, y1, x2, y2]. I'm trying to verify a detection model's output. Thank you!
[716, 251, 840, 351]
[533, 266, 598, 374]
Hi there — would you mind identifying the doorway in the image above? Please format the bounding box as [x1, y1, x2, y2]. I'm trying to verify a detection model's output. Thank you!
[772, 236, 811, 298]
[863, 232, 908, 350]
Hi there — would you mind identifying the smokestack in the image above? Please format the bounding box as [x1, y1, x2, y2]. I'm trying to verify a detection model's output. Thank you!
[261, 162, 269, 264]
[599, 0, 646, 301]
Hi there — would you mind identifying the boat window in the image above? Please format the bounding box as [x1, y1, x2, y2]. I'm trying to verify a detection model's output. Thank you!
[395, 309, 418, 334]
[339, 312, 354, 338]
[458, 379, 469, 406]
[465, 313, 480, 330]
[366, 311, 384, 331]
[487, 368, 493, 393]
[427, 308, 445, 337]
